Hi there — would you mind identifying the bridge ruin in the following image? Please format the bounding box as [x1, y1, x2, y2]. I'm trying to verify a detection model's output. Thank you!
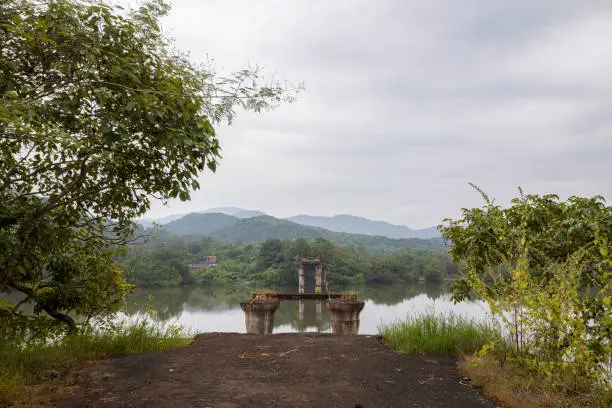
[240, 254, 365, 335]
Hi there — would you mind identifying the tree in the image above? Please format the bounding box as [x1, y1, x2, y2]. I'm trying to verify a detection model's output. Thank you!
[440, 187, 612, 392]
[441, 188, 611, 300]
[256, 239, 283, 272]
[416, 251, 444, 283]
[0, 0, 300, 333]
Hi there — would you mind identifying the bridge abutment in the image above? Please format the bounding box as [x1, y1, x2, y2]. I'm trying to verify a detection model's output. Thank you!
[325, 299, 365, 335]
[239, 298, 281, 335]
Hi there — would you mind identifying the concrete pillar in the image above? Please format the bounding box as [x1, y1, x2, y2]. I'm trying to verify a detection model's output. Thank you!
[298, 299, 304, 323]
[316, 300, 322, 327]
[325, 299, 365, 335]
[315, 265, 322, 293]
[240, 298, 281, 334]
[298, 265, 305, 294]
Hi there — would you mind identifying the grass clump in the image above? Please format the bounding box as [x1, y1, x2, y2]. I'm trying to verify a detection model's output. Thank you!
[379, 308, 503, 355]
[0, 317, 191, 407]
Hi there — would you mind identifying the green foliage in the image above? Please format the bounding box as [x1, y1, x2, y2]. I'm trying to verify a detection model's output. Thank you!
[256, 238, 284, 271]
[380, 308, 503, 355]
[254, 267, 282, 287]
[121, 236, 458, 288]
[123, 238, 189, 286]
[0, 0, 298, 332]
[440, 188, 612, 395]
[367, 251, 418, 284]
[0, 317, 190, 406]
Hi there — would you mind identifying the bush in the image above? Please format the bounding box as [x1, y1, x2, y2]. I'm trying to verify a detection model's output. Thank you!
[440, 190, 612, 400]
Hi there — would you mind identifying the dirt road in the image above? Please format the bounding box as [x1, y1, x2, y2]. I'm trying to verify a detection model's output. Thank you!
[42, 333, 494, 408]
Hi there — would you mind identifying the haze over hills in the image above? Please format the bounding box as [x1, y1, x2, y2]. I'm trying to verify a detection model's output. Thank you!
[153, 213, 444, 252]
[139, 207, 440, 239]
[137, 207, 266, 228]
[201, 207, 267, 218]
[158, 212, 239, 236]
[287, 214, 439, 239]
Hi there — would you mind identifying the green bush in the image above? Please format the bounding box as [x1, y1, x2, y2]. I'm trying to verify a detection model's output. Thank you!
[440, 190, 612, 395]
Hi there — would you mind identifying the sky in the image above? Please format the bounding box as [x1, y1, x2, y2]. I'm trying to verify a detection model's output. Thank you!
[144, 0, 612, 229]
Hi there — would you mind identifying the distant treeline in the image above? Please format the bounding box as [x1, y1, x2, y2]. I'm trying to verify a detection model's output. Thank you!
[121, 237, 460, 288]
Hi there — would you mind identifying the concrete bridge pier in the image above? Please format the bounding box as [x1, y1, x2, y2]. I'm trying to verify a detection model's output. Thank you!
[315, 264, 323, 293]
[298, 300, 304, 322]
[240, 298, 281, 334]
[325, 299, 365, 335]
[298, 265, 305, 293]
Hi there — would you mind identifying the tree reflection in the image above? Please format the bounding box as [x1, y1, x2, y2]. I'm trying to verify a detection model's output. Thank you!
[273, 300, 331, 332]
[124, 286, 191, 320]
[124, 285, 250, 321]
[121, 283, 453, 328]
[354, 283, 450, 305]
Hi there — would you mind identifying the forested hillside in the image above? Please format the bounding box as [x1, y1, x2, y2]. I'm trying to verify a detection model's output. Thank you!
[154, 213, 444, 251]
[161, 213, 239, 236]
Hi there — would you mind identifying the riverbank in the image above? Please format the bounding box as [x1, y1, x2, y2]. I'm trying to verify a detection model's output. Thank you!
[16, 333, 494, 408]
[0, 319, 190, 407]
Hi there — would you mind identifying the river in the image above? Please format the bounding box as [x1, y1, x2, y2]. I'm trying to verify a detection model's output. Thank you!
[121, 283, 492, 335]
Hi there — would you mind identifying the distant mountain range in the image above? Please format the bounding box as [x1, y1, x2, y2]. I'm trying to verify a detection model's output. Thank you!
[138, 211, 444, 252]
[139, 207, 440, 239]
[286, 214, 439, 239]
[137, 207, 266, 228]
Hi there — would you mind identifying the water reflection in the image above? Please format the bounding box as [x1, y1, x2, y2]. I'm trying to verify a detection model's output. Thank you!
[274, 300, 331, 332]
[359, 283, 448, 305]
[122, 283, 490, 335]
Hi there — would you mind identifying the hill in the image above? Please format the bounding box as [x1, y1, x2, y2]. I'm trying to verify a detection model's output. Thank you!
[157, 213, 444, 251]
[137, 213, 187, 228]
[162, 213, 239, 236]
[138, 207, 265, 227]
[139, 208, 440, 240]
[201, 207, 267, 218]
[287, 214, 439, 239]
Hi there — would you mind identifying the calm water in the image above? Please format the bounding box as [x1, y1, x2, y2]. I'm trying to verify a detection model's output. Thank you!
[121, 283, 491, 335]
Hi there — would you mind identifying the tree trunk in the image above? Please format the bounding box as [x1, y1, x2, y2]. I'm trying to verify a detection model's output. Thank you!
[43, 306, 78, 335]
[9, 282, 78, 335]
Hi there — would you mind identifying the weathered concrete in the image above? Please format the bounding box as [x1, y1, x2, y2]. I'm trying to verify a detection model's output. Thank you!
[298, 265, 305, 294]
[239, 298, 281, 334]
[298, 299, 304, 322]
[315, 264, 323, 293]
[325, 300, 365, 335]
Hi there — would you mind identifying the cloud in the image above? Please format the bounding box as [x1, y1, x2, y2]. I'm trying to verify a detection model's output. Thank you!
[144, 0, 612, 228]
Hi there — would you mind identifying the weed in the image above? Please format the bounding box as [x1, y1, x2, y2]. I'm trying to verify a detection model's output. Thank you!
[379, 308, 503, 355]
[0, 317, 191, 406]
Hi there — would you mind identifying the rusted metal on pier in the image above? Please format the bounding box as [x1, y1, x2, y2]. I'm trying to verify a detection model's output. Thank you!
[250, 292, 343, 301]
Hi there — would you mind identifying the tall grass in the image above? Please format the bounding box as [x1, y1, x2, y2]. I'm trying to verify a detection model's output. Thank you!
[0, 317, 192, 407]
[379, 308, 503, 355]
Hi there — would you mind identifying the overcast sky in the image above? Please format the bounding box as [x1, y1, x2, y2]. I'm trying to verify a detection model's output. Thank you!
[144, 0, 612, 228]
